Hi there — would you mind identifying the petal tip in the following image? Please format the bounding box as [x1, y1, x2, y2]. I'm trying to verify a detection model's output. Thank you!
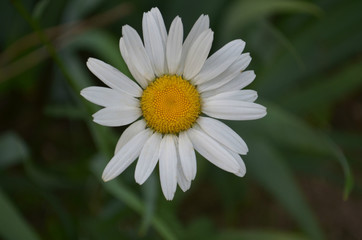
[135, 174, 146, 185]
[80, 89, 86, 96]
[164, 192, 175, 201]
[102, 172, 113, 182]
[235, 170, 246, 177]
[87, 57, 95, 63]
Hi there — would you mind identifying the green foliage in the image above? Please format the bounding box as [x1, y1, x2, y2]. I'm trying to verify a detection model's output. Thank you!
[0, 189, 41, 240]
[222, 0, 322, 38]
[1, 0, 361, 239]
[218, 230, 309, 240]
[0, 132, 29, 169]
[247, 140, 324, 239]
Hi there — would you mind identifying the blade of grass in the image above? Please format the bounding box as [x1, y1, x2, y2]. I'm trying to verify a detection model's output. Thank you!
[139, 174, 158, 235]
[67, 30, 131, 77]
[91, 155, 177, 240]
[256, 0, 362, 99]
[282, 60, 362, 115]
[257, 103, 353, 198]
[218, 229, 309, 240]
[1, 2, 132, 83]
[222, 0, 322, 39]
[0, 188, 41, 240]
[0, 132, 28, 169]
[247, 140, 324, 240]
[261, 20, 305, 70]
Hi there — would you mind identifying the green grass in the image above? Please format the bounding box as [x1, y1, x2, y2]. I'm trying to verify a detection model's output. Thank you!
[1, 0, 361, 239]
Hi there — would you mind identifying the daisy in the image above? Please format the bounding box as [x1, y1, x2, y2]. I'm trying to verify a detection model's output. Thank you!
[81, 7, 267, 200]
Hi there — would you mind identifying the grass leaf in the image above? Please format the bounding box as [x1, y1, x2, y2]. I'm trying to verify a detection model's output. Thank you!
[0, 188, 41, 240]
[247, 140, 324, 240]
[0, 132, 28, 169]
[218, 229, 309, 240]
[282, 60, 362, 115]
[90, 155, 177, 240]
[222, 0, 321, 38]
[259, 104, 353, 198]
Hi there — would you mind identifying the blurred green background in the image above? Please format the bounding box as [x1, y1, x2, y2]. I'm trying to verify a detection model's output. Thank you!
[1, 0, 361, 239]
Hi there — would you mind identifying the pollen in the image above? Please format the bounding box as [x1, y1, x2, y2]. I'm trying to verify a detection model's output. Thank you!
[141, 75, 201, 134]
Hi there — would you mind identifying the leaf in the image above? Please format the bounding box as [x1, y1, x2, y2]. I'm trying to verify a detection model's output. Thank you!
[329, 131, 362, 152]
[256, 0, 362, 99]
[62, 52, 117, 155]
[44, 104, 85, 119]
[62, 0, 102, 21]
[282, 60, 362, 115]
[67, 30, 131, 77]
[0, 132, 28, 169]
[258, 103, 353, 198]
[246, 140, 324, 240]
[139, 173, 158, 235]
[222, 0, 322, 38]
[260, 20, 305, 70]
[32, 0, 49, 21]
[90, 155, 177, 240]
[181, 218, 217, 240]
[218, 229, 309, 240]
[0, 188, 41, 240]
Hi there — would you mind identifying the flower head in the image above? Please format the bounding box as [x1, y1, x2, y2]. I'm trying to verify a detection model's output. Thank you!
[81, 7, 267, 200]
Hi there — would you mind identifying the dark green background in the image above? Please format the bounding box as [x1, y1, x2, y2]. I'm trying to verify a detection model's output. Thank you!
[1, 0, 361, 239]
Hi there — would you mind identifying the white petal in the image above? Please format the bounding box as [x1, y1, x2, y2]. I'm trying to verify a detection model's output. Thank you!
[159, 135, 178, 200]
[178, 131, 197, 180]
[176, 14, 209, 75]
[119, 38, 149, 89]
[227, 149, 246, 177]
[86, 58, 143, 97]
[197, 53, 252, 92]
[81, 86, 139, 107]
[115, 119, 146, 154]
[175, 138, 191, 192]
[197, 116, 248, 155]
[134, 132, 162, 185]
[149, 8, 167, 43]
[177, 163, 191, 192]
[193, 40, 245, 84]
[200, 70, 256, 97]
[143, 12, 166, 76]
[233, 70, 256, 89]
[166, 16, 183, 74]
[202, 100, 267, 121]
[102, 129, 152, 181]
[122, 25, 155, 81]
[238, 53, 252, 71]
[187, 127, 240, 174]
[92, 106, 141, 127]
[202, 90, 258, 103]
[183, 29, 214, 80]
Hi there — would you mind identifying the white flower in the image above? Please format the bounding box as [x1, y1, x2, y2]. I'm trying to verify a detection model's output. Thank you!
[81, 7, 267, 200]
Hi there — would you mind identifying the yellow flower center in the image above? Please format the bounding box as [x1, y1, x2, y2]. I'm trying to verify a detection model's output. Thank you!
[141, 75, 201, 134]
